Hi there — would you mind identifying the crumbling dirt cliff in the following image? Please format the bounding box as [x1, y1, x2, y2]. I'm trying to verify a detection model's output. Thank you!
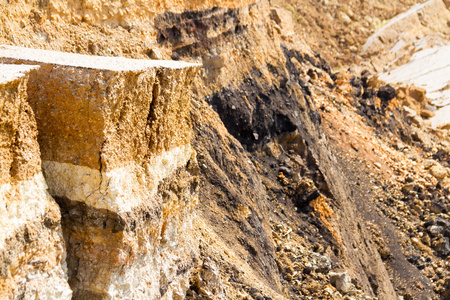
[0, 0, 449, 299]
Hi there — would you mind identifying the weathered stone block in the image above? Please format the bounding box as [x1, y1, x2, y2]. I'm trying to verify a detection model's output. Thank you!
[0, 45, 200, 213]
[0, 64, 72, 299]
[0, 45, 201, 299]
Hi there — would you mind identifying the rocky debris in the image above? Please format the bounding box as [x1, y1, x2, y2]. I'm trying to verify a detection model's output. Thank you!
[321, 47, 450, 298]
[271, 223, 372, 299]
[423, 160, 450, 180]
[147, 47, 164, 60]
[189, 258, 227, 299]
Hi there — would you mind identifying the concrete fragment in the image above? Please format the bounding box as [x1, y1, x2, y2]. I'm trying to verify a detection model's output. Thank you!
[0, 64, 72, 299]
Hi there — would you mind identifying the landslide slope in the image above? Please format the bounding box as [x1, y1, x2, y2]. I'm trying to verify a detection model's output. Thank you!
[0, 0, 449, 299]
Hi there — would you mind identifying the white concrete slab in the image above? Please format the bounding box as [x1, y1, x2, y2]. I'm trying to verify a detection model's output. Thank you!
[0, 45, 200, 71]
[0, 63, 39, 84]
[379, 44, 450, 128]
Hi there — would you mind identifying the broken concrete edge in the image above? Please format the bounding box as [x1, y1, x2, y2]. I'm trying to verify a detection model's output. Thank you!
[362, 0, 447, 53]
[379, 44, 450, 129]
[0, 44, 201, 71]
[0, 63, 40, 85]
[379, 45, 450, 93]
[42, 144, 194, 214]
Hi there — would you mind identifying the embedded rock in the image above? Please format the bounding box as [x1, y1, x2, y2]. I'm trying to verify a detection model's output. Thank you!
[0, 64, 72, 299]
[329, 272, 352, 294]
[0, 46, 201, 299]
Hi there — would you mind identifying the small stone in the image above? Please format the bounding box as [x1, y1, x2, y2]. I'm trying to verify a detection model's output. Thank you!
[171, 51, 180, 60]
[397, 89, 406, 99]
[423, 160, 437, 169]
[430, 202, 446, 214]
[430, 164, 448, 179]
[402, 183, 415, 194]
[337, 11, 352, 25]
[422, 235, 431, 246]
[409, 86, 427, 103]
[428, 225, 445, 237]
[279, 166, 293, 176]
[329, 272, 352, 293]
[421, 110, 435, 119]
[435, 237, 450, 256]
[148, 48, 163, 60]
[367, 75, 380, 88]
[310, 253, 332, 273]
[378, 85, 396, 101]
[411, 130, 431, 146]
[435, 217, 450, 228]
[403, 106, 417, 118]
[306, 281, 321, 292]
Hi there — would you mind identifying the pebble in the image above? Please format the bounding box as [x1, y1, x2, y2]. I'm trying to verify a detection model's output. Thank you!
[428, 225, 444, 237]
[430, 164, 448, 179]
[329, 272, 352, 293]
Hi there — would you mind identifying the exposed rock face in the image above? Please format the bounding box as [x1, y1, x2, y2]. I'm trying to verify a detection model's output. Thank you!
[0, 64, 72, 299]
[0, 46, 201, 298]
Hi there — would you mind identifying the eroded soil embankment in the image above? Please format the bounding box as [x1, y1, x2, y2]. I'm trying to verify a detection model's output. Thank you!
[0, 0, 449, 299]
